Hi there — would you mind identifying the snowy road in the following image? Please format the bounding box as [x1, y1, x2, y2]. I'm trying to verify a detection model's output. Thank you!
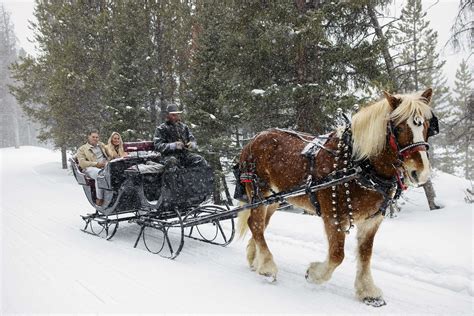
[1, 147, 473, 314]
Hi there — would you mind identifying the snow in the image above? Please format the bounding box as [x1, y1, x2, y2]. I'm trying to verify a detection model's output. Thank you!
[251, 89, 265, 95]
[1, 146, 473, 314]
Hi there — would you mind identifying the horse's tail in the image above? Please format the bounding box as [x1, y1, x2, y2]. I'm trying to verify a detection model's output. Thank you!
[237, 206, 251, 238]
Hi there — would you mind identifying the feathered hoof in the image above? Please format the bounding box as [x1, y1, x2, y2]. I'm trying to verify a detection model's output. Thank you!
[259, 271, 277, 283]
[363, 297, 386, 307]
[257, 259, 278, 281]
[305, 262, 330, 284]
[249, 257, 257, 271]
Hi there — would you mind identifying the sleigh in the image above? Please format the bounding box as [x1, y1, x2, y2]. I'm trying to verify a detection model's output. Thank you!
[70, 141, 235, 259]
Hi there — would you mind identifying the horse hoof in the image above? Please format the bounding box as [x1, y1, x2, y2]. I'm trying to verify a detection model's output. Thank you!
[258, 268, 277, 282]
[363, 297, 386, 307]
[305, 262, 330, 284]
[261, 273, 277, 283]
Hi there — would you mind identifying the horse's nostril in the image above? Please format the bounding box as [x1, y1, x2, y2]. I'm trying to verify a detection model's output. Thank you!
[411, 170, 418, 182]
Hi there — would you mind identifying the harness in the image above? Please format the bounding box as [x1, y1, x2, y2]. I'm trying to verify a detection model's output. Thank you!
[299, 112, 436, 227]
[237, 111, 439, 232]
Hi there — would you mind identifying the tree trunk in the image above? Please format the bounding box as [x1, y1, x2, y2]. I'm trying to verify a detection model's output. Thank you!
[367, 3, 440, 210]
[465, 134, 471, 179]
[212, 177, 223, 204]
[221, 172, 233, 206]
[26, 123, 32, 145]
[12, 114, 20, 149]
[61, 146, 67, 169]
[367, 5, 397, 89]
[209, 154, 223, 204]
[422, 179, 441, 210]
[235, 127, 240, 148]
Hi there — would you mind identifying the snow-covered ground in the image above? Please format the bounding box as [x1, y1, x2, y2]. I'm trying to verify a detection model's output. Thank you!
[1, 146, 473, 314]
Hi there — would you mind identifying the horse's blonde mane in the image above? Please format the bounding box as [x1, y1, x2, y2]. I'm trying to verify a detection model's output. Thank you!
[351, 93, 433, 160]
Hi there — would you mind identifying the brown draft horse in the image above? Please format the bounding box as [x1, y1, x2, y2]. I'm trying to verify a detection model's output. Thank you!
[237, 89, 435, 306]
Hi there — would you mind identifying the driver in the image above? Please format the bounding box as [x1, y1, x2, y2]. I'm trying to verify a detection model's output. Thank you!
[153, 103, 207, 169]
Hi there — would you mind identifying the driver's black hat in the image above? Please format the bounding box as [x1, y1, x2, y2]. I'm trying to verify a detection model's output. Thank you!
[166, 103, 183, 114]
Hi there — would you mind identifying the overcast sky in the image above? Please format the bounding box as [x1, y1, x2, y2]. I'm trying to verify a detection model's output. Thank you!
[2, 0, 470, 89]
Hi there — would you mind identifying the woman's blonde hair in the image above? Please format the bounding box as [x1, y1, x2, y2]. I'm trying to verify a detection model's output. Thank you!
[106, 132, 126, 159]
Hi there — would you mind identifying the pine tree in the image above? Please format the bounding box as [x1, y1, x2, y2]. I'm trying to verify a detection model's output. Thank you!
[10, 0, 195, 167]
[189, 0, 386, 139]
[391, 0, 450, 209]
[429, 71, 455, 174]
[101, 1, 194, 142]
[10, 1, 112, 167]
[366, 1, 399, 90]
[103, 0, 155, 141]
[150, 1, 193, 123]
[449, 60, 473, 179]
[394, 0, 445, 92]
[186, 1, 240, 204]
[0, 5, 20, 148]
[449, 0, 473, 52]
[186, 1, 393, 203]
[224, 1, 385, 134]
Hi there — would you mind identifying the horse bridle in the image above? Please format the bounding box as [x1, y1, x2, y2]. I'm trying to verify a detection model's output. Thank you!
[388, 112, 439, 160]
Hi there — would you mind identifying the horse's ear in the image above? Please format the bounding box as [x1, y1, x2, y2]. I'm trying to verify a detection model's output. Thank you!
[383, 91, 400, 110]
[421, 88, 433, 104]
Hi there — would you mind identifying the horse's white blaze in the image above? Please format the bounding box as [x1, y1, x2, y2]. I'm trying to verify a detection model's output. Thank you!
[406, 115, 431, 184]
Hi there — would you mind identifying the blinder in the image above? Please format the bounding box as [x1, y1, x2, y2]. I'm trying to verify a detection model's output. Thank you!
[427, 112, 439, 138]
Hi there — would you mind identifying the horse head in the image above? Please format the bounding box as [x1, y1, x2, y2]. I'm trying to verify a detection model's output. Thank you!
[352, 88, 438, 186]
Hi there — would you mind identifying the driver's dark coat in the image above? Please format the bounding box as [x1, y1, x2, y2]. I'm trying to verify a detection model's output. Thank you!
[153, 120, 196, 154]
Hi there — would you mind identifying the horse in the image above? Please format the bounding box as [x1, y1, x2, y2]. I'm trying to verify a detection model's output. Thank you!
[237, 88, 437, 307]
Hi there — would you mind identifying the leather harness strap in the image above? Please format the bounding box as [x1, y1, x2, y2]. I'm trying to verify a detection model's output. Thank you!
[240, 115, 433, 220]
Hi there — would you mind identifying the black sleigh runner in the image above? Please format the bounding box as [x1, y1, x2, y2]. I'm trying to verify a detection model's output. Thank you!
[70, 141, 236, 259]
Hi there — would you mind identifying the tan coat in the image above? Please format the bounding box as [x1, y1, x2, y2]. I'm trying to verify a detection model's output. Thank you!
[76, 142, 108, 169]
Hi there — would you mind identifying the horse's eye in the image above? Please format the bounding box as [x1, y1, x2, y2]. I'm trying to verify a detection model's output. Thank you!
[413, 117, 423, 126]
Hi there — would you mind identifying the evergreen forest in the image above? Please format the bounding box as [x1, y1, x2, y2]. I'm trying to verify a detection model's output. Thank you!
[1, 0, 472, 203]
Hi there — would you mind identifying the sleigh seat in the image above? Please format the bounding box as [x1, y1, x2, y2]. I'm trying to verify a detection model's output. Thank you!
[70, 156, 98, 202]
[70, 156, 95, 187]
